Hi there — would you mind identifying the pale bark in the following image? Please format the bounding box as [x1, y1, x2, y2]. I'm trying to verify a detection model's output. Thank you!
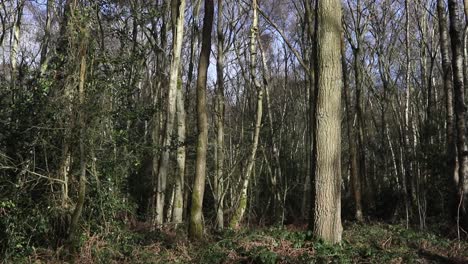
[312, 0, 343, 244]
[173, 78, 186, 224]
[40, 0, 53, 75]
[189, 0, 214, 240]
[153, 0, 185, 227]
[168, 0, 187, 225]
[10, 0, 24, 83]
[229, 0, 263, 229]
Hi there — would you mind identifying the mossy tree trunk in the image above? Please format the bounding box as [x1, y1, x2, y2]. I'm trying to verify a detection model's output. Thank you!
[189, 0, 214, 240]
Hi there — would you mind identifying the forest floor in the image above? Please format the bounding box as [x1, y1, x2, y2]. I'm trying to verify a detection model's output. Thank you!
[23, 221, 468, 263]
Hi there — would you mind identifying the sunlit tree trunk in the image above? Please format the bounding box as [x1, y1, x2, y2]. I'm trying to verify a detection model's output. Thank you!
[10, 0, 24, 84]
[312, 0, 343, 244]
[166, 0, 187, 225]
[152, 0, 185, 227]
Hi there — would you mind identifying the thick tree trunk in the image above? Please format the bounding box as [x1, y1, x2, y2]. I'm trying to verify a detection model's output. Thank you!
[312, 0, 343, 244]
[447, 0, 468, 230]
[229, 0, 263, 229]
[189, 0, 214, 240]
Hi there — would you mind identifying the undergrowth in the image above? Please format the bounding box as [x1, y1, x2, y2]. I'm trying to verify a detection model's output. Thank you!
[11, 221, 468, 263]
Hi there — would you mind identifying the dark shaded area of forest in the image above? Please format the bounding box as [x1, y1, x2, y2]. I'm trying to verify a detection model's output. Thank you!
[1, 0, 468, 263]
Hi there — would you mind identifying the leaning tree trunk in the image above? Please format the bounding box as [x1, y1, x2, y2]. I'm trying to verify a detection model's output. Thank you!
[189, 0, 214, 240]
[229, 0, 263, 229]
[311, 0, 343, 244]
[447, 0, 468, 230]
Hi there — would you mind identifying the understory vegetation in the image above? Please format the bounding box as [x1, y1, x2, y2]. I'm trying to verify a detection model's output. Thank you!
[13, 221, 468, 263]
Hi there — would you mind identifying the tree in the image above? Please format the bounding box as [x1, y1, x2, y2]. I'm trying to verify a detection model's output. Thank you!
[171, 0, 187, 224]
[214, 0, 225, 230]
[311, 0, 343, 244]
[229, 0, 263, 229]
[447, 0, 468, 231]
[437, 0, 458, 225]
[189, 0, 214, 240]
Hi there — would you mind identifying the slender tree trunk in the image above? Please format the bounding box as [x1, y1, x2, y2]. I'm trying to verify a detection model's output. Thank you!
[189, 0, 214, 240]
[341, 37, 363, 222]
[69, 24, 89, 248]
[229, 0, 263, 228]
[312, 0, 343, 244]
[214, 0, 225, 230]
[10, 0, 24, 88]
[403, 0, 412, 226]
[40, 0, 52, 75]
[173, 77, 186, 224]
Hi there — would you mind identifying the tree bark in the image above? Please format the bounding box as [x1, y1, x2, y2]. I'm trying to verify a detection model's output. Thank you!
[214, 0, 225, 230]
[170, 0, 187, 225]
[447, 0, 468, 230]
[341, 37, 363, 222]
[229, 0, 263, 229]
[153, 0, 185, 227]
[189, 0, 214, 240]
[312, 0, 343, 244]
[437, 0, 459, 224]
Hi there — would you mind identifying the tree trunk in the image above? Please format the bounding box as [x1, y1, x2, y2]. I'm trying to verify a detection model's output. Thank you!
[189, 0, 214, 240]
[69, 23, 89, 249]
[341, 37, 363, 222]
[39, 0, 52, 75]
[153, 0, 185, 227]
[437, 0, 459, 224]
[214, 0, 225, 230]
[168, 0, 187, 225]
[447, 0, 468, 230]
[229, 0, 263, 229]
[10, 0, 24, 87]
[312, 0, 343, 244]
